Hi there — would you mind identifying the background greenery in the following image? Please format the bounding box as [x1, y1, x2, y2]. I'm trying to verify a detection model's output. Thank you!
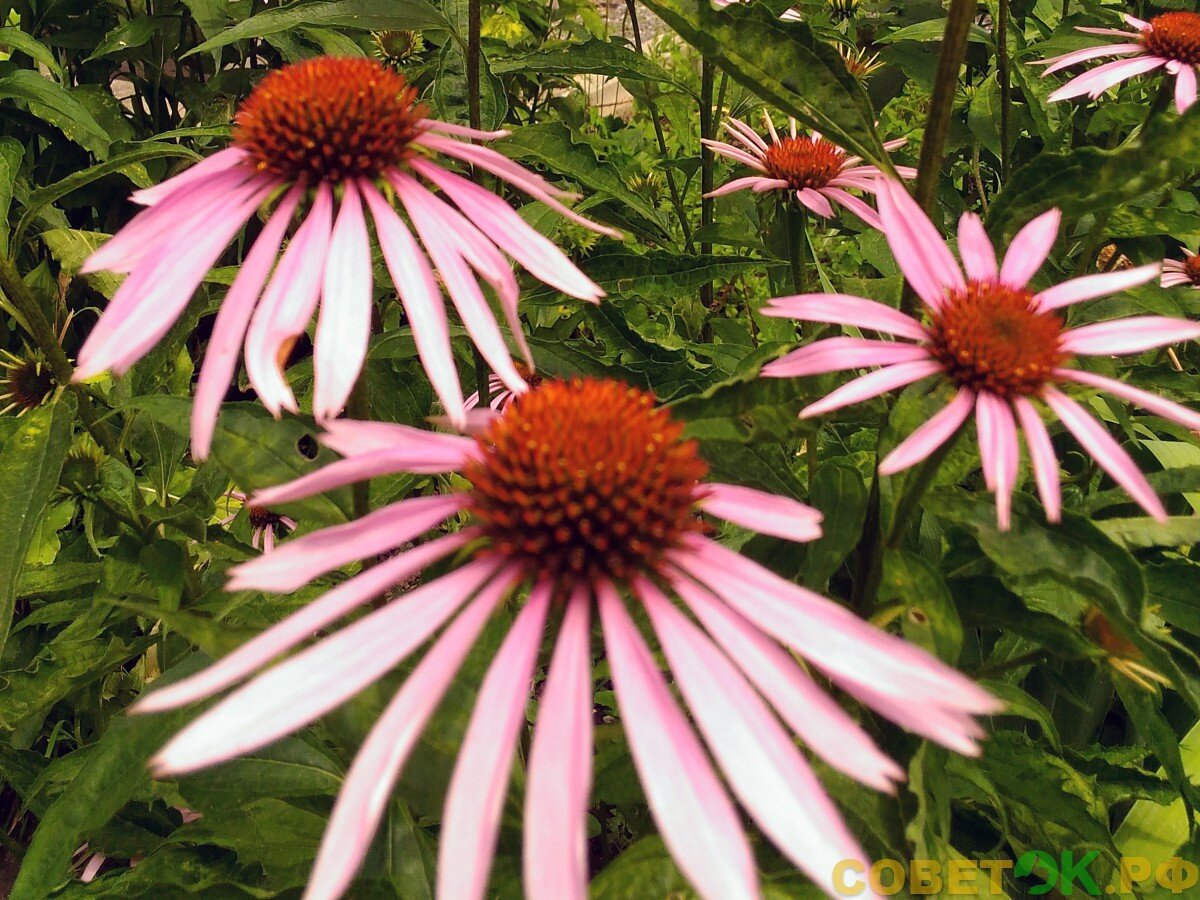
[2, 0, 1200, 896]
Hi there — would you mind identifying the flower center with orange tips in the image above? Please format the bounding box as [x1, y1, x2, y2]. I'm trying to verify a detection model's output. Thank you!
[1143, 12, 1200, 66]
[927, 281, 1066, 398]
[762, 136, 846, 191]
[246, 506, 285, 531]
[233, 57, 427, 183]
[463, 379, 708, 588]
[1184, 254, 1200, 285]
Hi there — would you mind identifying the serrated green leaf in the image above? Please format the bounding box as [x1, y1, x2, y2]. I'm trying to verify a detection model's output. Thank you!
[0, 69, 110, 157]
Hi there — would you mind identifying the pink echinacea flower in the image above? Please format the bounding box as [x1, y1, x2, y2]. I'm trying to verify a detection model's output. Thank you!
[762, 179, 1200, 529]
[74, 56, 616, 455]
[133, 377, 998, 900]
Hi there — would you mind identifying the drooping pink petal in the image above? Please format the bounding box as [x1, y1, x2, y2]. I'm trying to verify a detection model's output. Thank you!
[669, 573, 902, 792]
[227, 494, 465, 593]
[672, 538, 1001, 716]
[1075, 26, 1143, 38]
[303, 567, 517, 900]
[151, 558, 502, 775]
[762, 337, 930, 379]
[1048, 56, 1166, 102]
[360, 180, 465, 427]
[838, 679, 986, 757]
[596, 583, 759, 900]
[132, 533, 470, 714]
[82, 167, 253, 275]
[319, 418, 477, 461]
[313, 182, 373, 421]
[976, 393, 1020, 530]
[1176, 65, 1198, 113]
[956, 213, 998, 281]
[524, 590, 593, 900]
[798, 188, 835, 218]
[700, 138, 769, 171]
[820, 188, 882, 230]
[705, 176, 782, 198]
[422, 185, 533, 370]
[761, 293, 928, 341]
[699, 482, 823, 543]
[249, 450, 468, 508]
[75, 178, 272, 378]
[1161, 272, 1193, 288]
[875, 178, 965, 310]
[417, 133, 621, 237]
[1034, 43, 1144, 75]
[721, 117, 770, 154]
[415, 160, 604, 302]
[191, 186, 304, 460]
[437, 584, 551, 900]
[1034, 263, 1160, 310]
[1013, 397, 1062, 522]
[391, 172, 527, 395]
[637, 579, 875, 898]
[1042, 387, 1167, 521]
[1060, 317, 1200, 355]
[999, 208, 1060, 288]
[800, 360, 944, 419]
[129, 147, 249, 206]
[1057, 368, 1200, 431]
[420, 119, 514, 142]
[1124, 14, 1151, 30]
[878, 388, 975, 475]
[244, 183, 335, 415]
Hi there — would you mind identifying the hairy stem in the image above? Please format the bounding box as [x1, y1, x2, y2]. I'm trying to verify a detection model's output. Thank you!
[700, 58, 715, 308]
[466, 0, 492, 406]
[998, 0, 1011, 180]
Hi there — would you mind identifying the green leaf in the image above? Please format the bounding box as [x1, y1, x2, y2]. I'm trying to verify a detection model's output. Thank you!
[14, 143, 199, 251]
[637, 0, 886, 167]
[86, 17, 170, 61]
[878, 18, 993, 45]
[189, 0, 451, 56]
[40, 229, 123, 298]
[9, 697, 197, 899]
[0, 396, 73, 656]
[987, 104, 1200, 239]
[1095, 516, 1200, 549]
[0, 27, 64, 79]
[490, 39, 684, 89]
[0, 69, 110, 158]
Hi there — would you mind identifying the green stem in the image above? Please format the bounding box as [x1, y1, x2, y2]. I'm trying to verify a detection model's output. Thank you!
[466, 0, 492, 406]
[625, 0, 693, 251]
[783, 203, 810, 295]
[347, 373, 372, 519]
[997, 0, 1011, 181]
[699, 58, 715, 308]
[0, 256, 120, 457]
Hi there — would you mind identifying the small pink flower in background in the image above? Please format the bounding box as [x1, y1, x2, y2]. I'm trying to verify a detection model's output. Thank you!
[1036, 12, 1200, 113]
[463, 360, 542, 413]
[219, 490, 296, 552]
[711, 0, 802, 21]
[133, 377, 998, 900]
[762, 179, 1200, 529]
[74, 56, 617, 457]
[703, 112, 915, 230]
[1161, 248, 1200, 288]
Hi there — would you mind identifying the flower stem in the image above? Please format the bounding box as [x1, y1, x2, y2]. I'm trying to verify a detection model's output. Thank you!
[466, 0, 492, 407]
[625, 0, 694, 251]
[997, 0, 1011, 180]
[347, 371, 372, 518]
[783, 204, 810, 295]
[699, 57, 715, 309]
[0, 255, 120, 457]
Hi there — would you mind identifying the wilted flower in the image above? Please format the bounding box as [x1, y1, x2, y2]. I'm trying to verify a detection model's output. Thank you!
[837, 43, 885, 82]
[74, 56, 617, 457]
[1036, 12, 1200, 113]
[704, 112, 915, 230]
[1083, 607, 1171, 692]
[762, 179, 1200, 529]
[219, 490, 296, 552]
[1161, 248, 1200, 289]
[135, 377, 997, 900]
[0, 348, 54, 415]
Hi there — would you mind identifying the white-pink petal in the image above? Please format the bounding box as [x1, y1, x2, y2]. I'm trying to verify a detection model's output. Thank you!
[1013, 397, 1062, 522]
[879, 388, 975, 475]
[1034, 263, 1160, 310]
[800, 360, 944, 419]
[956, 213, 998, 281]
[763, 337, 930, 379]
[1060, 317, 1200, 356]
[762, 293, 928, 341]
[700, 482, 822, 543]
[1057, 368, 1200, 431]
[876, 178, 964, 310]
[999, 208, 1060, 289]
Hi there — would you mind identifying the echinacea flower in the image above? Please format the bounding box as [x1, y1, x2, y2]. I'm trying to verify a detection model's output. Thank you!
[219, 490, 296, 552]
[1161, 248, 1200, 288]
[74, 56, 616, 457]
[762, 179, 1200, 529]
[134, 377, 998, 900]
[464, 362, 541, 413]
[703, 113, 915, 230]
[1036, 12, 1200, 113]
